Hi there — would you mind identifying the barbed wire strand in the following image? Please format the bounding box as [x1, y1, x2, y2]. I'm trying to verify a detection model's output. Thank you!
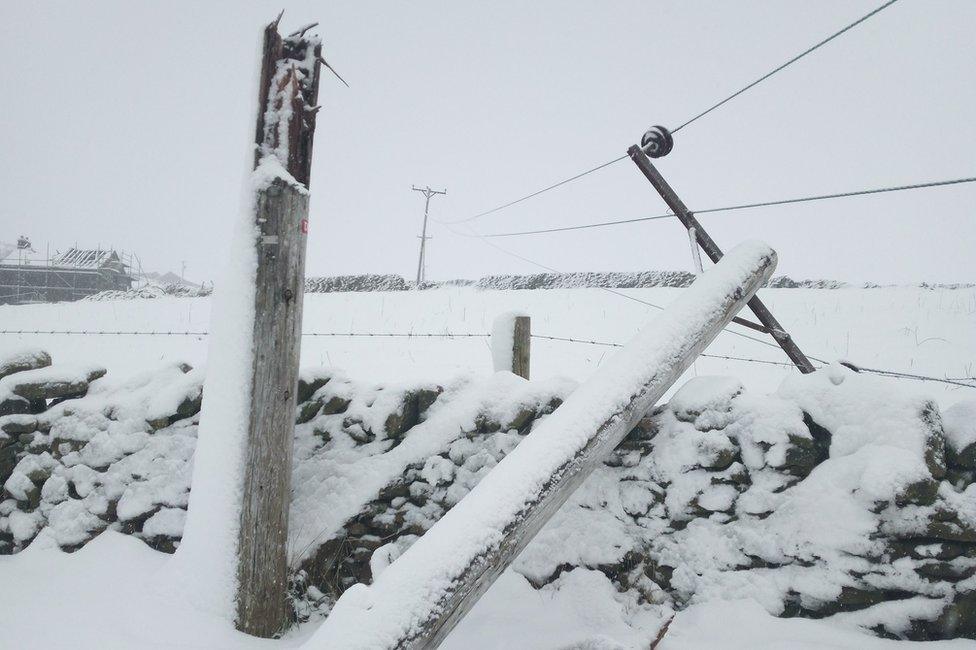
[532, 334, 976, 388]
[2, 329, 971, 388]
[532, 334, 796, 368]
[0, 330, 487, 339]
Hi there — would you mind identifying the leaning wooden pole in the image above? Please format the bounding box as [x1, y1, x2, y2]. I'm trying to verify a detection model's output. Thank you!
[309, 240, 778, 649]
[236, 17, 323, 637]
[627, 144, 816, 374]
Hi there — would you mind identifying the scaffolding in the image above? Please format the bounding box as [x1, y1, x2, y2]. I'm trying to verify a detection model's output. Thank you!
[0, 246, 136, 305]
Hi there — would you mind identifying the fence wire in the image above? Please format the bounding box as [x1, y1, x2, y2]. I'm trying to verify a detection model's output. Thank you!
[1, 328, 971, 389]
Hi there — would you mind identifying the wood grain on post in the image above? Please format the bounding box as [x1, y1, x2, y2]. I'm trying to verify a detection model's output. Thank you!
[310, 242, 778, 649]
[236, 17, 322, 638]
[511, 316, 530, 380]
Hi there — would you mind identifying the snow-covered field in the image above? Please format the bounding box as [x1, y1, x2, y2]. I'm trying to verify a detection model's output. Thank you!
[1, 285, 975, 649]
[2, 285, 974, 398]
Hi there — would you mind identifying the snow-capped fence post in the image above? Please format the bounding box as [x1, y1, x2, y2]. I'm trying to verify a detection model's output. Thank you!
[491, 312, 530, 379]
[235, 17, 324, 637]
[309, 241, 778, 649]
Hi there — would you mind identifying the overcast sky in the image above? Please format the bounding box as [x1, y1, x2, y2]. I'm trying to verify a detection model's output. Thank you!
[2, 1, 974, 284]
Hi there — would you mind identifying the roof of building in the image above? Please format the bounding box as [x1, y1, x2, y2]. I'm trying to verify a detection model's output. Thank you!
[50, 248, 122, 270]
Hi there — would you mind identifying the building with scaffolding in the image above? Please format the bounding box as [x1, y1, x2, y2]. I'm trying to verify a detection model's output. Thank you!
[0, 242, 135, 305]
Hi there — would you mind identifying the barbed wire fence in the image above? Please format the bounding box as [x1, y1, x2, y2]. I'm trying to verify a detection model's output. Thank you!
[1, 328, 972, 389]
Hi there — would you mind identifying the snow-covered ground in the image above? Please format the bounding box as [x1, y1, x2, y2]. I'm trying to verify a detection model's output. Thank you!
[1, 285, 975, 649]
[1, 285, 973, 398]
[4, 534, 973, 649]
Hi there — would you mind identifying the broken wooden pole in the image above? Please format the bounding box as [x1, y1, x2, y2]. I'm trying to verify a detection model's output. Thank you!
[236, 18, 323, 637]
[491, 312, 530, 379]
[310, 240, 778, 649]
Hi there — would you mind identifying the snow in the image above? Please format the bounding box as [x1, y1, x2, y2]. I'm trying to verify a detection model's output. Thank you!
[668, 375, 743, 421]
[778, 363, 941, 503]
[308, 240, 776, 647]
[0, 531, 311, 649]
[0, 243, 974, 647]
[288, 371, 571, 564]
[445, 568, 669, 650]
[0, 362, 103, 403]
[0, 347, 50, 377]
[0, 529, 646, 649]
[0, 359, 972, 647]
[2, 363, 100, 388]
[143, 508, 189, 538]
[7, 509, 41, 543]
[1, 535, 963, 649]
[144, 367, 203, 423]
[490, 310, 527, 373]
[515, 467, 644, 586]
[369, 541, 404, 580]
[3, 282, 973, 405]
[658, 599, 973, 649]
[161, 156, 261, 619]
[252, 154, 306, 194]
[943, 399, 976, 454]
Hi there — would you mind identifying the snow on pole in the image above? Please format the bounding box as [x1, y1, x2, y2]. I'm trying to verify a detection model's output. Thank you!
[308, 240, 778, 649]
[491, 311, 530, 379]
[167, 16, 326, 638]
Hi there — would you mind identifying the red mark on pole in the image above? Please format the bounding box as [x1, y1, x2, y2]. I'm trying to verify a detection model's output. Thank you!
[301, 219, 309, 234]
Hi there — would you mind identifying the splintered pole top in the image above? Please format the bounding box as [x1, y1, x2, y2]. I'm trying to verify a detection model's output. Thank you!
[253, 17, 323, 188]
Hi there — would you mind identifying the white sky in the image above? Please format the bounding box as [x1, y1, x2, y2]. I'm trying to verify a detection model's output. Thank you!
[1, 1, 974, 284]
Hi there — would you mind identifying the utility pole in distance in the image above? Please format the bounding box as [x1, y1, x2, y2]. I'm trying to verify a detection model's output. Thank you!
[411, 185, 446, 287]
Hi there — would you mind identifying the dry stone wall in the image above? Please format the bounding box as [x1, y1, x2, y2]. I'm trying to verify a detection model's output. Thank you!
[1, 348, 973, 641]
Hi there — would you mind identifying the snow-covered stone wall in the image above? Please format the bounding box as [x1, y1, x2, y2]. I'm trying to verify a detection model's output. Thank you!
[84, 283, 213, 301]
[1, 347, 974, 641]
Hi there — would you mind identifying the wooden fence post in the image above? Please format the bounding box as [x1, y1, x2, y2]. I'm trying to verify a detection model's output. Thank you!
[492, 312, 530, 380]
[235, 17, 323, 637]
[512, 316, 530, 380]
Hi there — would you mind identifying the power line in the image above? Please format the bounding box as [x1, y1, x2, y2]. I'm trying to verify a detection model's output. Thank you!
[479, 175, 976, 238]
[443, 185, 976, 390]
[671, 0, 900, 133]
[440, 155, 627, 226]
[440, 1, 899, 228]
